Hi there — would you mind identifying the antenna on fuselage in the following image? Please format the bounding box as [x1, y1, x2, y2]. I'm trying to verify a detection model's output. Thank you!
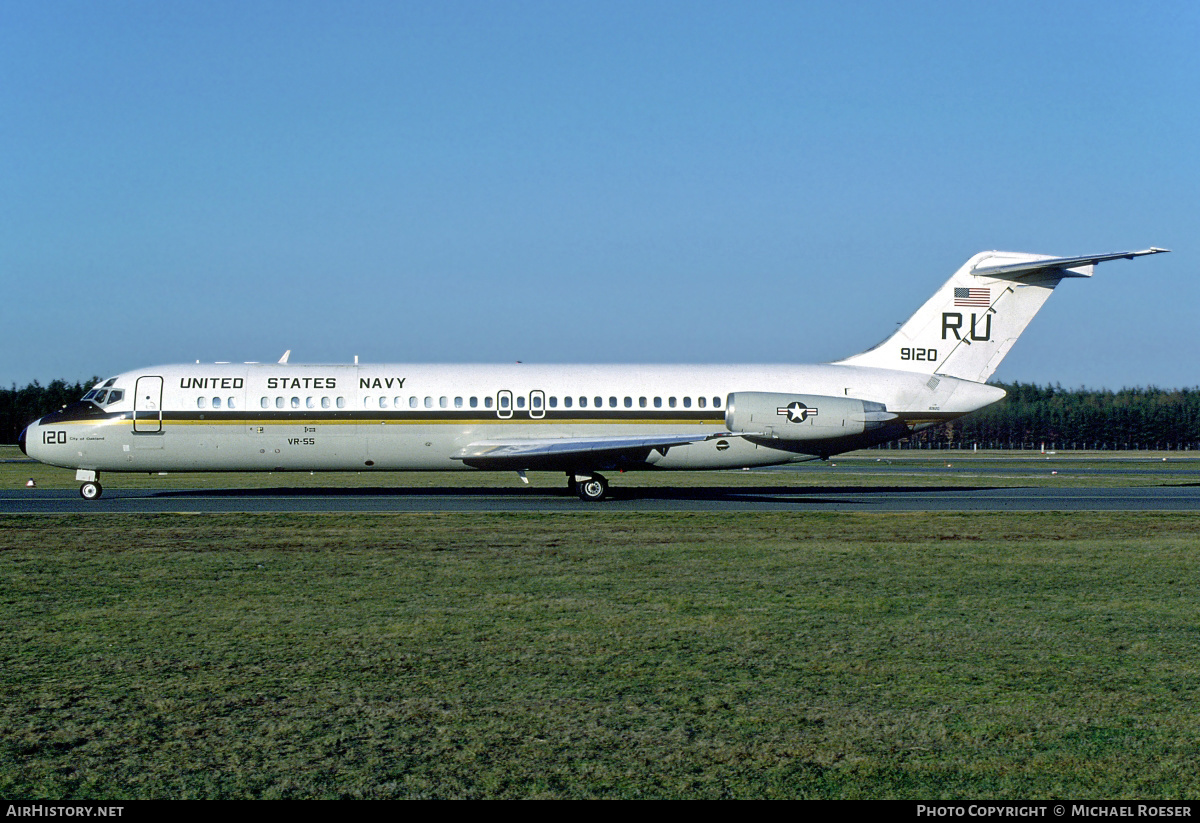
[278, 350, 291, 364]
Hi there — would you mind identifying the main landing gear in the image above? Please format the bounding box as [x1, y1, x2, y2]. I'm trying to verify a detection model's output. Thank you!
[568, 472, 609, 502]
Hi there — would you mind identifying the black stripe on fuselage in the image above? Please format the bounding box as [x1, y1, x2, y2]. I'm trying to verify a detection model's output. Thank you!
[178, 409, 725, 424]
[33, 402, 112, 425]
[38, 408, 727, 425]
[33, 407, 962, 427]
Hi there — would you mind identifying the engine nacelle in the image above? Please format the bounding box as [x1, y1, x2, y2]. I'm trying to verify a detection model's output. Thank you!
[724, 392, 894, 441]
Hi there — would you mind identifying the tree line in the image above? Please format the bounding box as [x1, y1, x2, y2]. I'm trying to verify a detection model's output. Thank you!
[2, 379, 98, 446]
[4, 378, 1200, 450]
[899, 382, 1200, 451]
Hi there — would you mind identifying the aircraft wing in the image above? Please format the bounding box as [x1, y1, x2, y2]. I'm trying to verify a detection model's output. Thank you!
[970, 247, 1169, 279]
[451, 431, 742, 471]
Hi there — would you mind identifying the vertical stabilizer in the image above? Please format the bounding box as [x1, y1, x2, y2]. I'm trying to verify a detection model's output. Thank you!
[834, 248, 1167, 383]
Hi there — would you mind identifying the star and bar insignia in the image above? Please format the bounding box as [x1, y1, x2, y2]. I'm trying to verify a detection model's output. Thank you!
[777, 401, 818, 423]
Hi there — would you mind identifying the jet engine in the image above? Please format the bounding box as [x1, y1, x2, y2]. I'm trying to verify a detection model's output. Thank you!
[724, 392, 896, 441]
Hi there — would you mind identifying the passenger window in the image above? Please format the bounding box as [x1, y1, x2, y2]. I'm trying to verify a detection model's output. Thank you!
[261, 397, 269, 409]
[307, 397, 316, 409]
[669, 397, 677, 408]
[321, 397, 331, 409]
[470, 397, 478, 408]
[579, 397, 587, 408]
[624, 397, 632, 408]
[440, 397, 448, 408]
[455, 397, 463, 408]
[485, 396, 494, 408]
[500, 395, 510, 409]
[337, 397, 346, 409]
[698, 396, 706, 408]
[683, 397, 692, 408]
[212, 397, 222, 409]
[654, 397, 662, 408]
[292, 397, 300, 409]
[516, 396, 525, 408]
[548, 396, 557, 408]
[638, 397, 646, 408]
[379, 397, 388, 409]
[564, 396, 572, 408]
[532, 395, 543, 409]
[276, 397, 285, 409]
[713, 396, 721, 408]
[594, 397, 602, 408]
[608, 397, 617, 408]
[410, 397, 418, 409]
[197, 397, 207, 409]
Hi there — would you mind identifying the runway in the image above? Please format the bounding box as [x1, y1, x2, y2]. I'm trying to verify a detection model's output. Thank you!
[4, 484, 1200, 513]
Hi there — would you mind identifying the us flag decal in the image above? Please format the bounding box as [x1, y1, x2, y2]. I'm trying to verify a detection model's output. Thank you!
[954, 287, 990, 307]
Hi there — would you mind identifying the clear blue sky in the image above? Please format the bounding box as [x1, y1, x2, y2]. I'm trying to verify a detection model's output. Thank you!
[3, 1, 1196, 389]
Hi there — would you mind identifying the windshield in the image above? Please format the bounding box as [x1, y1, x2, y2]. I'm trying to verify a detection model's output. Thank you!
[82, 386, 125, 407]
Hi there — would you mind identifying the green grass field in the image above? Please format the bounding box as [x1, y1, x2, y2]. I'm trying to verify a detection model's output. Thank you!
[2, 510, 1199, 799]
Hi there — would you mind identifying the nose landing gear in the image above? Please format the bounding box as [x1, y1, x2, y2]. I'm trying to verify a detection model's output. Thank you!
[76, 470, 103, 501]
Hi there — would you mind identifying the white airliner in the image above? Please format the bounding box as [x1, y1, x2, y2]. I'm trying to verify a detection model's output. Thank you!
[20, 248, 1167, 501]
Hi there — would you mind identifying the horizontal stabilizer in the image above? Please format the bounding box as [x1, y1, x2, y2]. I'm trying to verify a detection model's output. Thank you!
[970, 248, 1169, 280]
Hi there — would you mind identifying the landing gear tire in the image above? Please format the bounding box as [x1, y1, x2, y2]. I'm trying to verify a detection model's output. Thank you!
[80, 481, 103, 501]
[576, 474, 608, 503]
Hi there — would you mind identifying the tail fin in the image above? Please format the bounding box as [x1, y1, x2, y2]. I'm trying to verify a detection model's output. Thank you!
[834, 248, 1168, 383]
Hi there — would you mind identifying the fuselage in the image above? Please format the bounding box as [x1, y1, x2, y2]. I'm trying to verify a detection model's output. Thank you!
[21, 360, 1004, 475]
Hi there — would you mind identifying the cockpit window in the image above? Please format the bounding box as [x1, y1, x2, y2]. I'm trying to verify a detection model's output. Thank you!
[82, 388, 125, 406]
[103, 378, 117, 388]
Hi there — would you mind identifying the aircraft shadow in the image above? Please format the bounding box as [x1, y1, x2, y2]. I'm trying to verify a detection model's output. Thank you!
[147, 484, 1008, 505]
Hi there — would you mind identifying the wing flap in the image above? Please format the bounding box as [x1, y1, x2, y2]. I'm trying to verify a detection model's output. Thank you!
[451, 431, 743, 471]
